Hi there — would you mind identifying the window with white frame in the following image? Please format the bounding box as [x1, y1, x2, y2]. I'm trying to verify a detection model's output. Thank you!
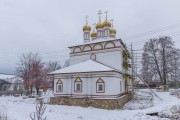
[74, 77, 82, 92]
[56, 79, 63, 92]
[96, 78, 105, 93]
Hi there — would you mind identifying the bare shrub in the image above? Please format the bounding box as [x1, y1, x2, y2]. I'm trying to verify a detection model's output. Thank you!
[0, 105, 7, 120]
[30, 100, 47, 120]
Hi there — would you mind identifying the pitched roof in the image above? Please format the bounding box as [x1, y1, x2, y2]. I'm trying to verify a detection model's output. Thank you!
[0, 74, 22, 84]
[0, 74, 15, 80]
[49, 60, 117, 74]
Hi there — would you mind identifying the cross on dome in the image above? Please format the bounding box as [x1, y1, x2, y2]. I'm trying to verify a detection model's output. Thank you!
[110, 19, 116, 35]
[91, 23, 97, 39]
[85, 16, 89, 25]
[104, 11, 108, 20]
[83, 16, 91, 32]
[97, 10, 102, 22]
[83, 11, 117, 42]
[110, 19, 114, 28]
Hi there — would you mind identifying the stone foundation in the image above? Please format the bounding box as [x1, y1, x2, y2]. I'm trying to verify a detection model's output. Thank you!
[50, 93, 133, 109]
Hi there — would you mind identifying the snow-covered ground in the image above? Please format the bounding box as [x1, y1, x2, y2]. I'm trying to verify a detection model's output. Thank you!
[0, 89, 179, 120]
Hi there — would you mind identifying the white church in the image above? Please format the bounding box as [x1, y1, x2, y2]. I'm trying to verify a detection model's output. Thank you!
[49, 11, 134, 109]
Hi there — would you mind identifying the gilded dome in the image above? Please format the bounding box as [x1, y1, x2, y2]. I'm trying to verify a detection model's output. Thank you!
[103, 20, 111, 28]
[91, 31, 97, 38]
[110, 28, 116, 34]
[83, 25, 91, 31]
[96, 22, 103, 29]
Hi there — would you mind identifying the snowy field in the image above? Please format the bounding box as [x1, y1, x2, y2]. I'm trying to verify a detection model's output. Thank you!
[0, 89, 179, 120]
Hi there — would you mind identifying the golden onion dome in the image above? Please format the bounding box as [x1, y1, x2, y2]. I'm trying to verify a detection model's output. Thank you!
[110, 28, 116, 34]
[83, 25, 91, 31]
[96, 22, 103, 29]
[103, 20, 111, 28]
[91, 31, 97, 38]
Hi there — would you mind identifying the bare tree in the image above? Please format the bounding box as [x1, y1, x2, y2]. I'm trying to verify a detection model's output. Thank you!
[141, 38, 162, 83]
[141, 36, 178, 86]
[0, 105, 7, 120]
[16, 53, 47, 95]
[46, 61, 61, 72]
[63, 59, 70, 68]
[16, 53, 39, 95]
[30, 100, 47, 120]
[45, 61, 61, 91]
[169, 48, 180, 88]
[29, 62, 48, 95]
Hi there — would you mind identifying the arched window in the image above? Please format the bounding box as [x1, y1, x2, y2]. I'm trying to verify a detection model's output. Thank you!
[84, 34, 86, 39]
[90, 53, 96, 60]
[104, 42, 116, 49]
[105, 30, 108, 36]
[73, 47, 81, 53]
[93, 43, 103, 50]
[74, 77, 82, 92]
[56, 79, 63, 92]
[82, 45, 92, 52]
[96, 78, 105, 93]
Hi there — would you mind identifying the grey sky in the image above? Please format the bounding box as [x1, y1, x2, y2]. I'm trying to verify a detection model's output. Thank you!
[0, 0, 180, 73]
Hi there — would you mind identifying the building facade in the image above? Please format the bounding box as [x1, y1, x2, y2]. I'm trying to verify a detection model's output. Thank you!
[0, 74, 23, 95]
[49, 11, 134, 109]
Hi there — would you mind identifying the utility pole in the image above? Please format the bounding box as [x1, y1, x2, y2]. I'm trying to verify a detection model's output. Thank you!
[131, 42, 134, 91]
[175, 56, 178, 89]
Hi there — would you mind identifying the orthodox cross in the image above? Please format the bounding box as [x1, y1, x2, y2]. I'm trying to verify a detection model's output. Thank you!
[97, 10, 102, 22]
[110, 19, 114, 28]
[104, 11, 108, 20]
[85, 16, 89, 25]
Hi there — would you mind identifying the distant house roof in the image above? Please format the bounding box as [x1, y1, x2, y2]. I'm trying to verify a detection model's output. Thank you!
[0, 73, 22, 84]
[0, 74, 15, 80]
[49, 60, 119, 75]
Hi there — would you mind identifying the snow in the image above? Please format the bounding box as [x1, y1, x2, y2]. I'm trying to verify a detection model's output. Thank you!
[0, 89, 179, 120]
[0, 74, 15, 80]
[49, 60, 116, 74]
[124, 90, 154, 110]
[158, 105, 180, 119]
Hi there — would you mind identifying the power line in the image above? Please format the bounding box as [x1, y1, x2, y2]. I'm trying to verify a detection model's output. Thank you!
[124, 23, 180, 41]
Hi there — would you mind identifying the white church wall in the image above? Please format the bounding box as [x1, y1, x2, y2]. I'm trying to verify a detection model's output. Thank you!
[96, 51, 122, 71]
[70, 50, 123, 71]
[71, 77, 89, 96]
[54, 78, 69, 95]
[91, 77, 124, 96]
[70, 54, 90, 65]
[69, 39, 124, 71]
[54, 75, 125, 97]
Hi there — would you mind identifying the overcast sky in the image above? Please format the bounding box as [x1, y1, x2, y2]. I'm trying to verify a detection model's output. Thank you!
[0, 0, 180, 74]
